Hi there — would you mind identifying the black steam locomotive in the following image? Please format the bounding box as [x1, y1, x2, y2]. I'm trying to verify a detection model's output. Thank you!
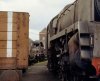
[46, 0, 100, 81]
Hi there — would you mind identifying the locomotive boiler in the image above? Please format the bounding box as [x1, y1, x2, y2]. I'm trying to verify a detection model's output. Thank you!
[46, 0, 100, 81]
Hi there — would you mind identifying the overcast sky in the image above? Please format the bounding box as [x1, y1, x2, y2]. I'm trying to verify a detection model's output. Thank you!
[0, 0, 75, 40]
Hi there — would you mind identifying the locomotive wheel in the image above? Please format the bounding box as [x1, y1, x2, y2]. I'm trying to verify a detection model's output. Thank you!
[69, 74, 85, 81]
[61, 77, 66, 81]
[61, 73, 67, 81]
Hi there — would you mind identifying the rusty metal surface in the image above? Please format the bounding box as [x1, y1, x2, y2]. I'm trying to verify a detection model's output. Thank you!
[46, 0, 100, 78]
[91, 22, 100, 57]
[50, 22, 79, 41]
[77, 21, 100, 58]
[78, 0, 93, 21]
[48, 0, 96, 38]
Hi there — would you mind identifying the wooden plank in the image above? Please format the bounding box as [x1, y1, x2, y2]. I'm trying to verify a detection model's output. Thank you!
[0, 32, 17, 40]
[13, 12, 29, 23]
[6, 49, 17, 57]
[13, 12, 19, 18]
[12, 23, 18, 31]
[0, 57, 16, 69]
[0, 11, 29, 69]
[12, 32, 17, 40]
[16, 12, 29, 68]
[0, 49, 6, 57]
[0, 32, 7, 40]
[0, 23, 7, 31]
[0, 49, 17, 57]
[13, 17, 20, 23]
[12, 49, 17, 57]
[0, 18, 7, 23]
[0, 12, 7, 18]
[0, 41, 17, 49]
[0, 41, 7, 49]
[12, 41, 17, 49]
[0, 23, 17, 32]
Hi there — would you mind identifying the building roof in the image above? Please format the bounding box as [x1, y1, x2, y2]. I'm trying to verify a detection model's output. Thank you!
[29, 38, 33, 43]
[39, 28, 47, 34]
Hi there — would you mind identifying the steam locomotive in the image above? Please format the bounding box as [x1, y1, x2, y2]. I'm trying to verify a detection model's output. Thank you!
[29, 40, 45, 65]
[46, 0, 100, 81]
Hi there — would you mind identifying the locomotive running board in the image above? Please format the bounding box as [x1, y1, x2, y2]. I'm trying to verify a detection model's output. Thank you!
[50, 22, 79, 41]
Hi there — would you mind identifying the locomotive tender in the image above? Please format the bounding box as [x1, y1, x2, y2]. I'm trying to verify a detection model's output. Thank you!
[46, 0, 100, 81]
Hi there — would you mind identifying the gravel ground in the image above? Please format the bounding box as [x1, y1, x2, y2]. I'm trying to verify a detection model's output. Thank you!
[21, 61, 60, 81]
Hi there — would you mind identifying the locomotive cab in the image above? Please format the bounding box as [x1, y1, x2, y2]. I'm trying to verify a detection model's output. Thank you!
[77, 0, 100, 78]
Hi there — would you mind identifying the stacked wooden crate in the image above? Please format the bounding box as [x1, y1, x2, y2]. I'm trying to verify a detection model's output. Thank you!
[0, 11, 29, 69]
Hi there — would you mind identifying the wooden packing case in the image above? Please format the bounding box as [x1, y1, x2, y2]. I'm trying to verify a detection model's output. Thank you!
[0, 11, 29, 69]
